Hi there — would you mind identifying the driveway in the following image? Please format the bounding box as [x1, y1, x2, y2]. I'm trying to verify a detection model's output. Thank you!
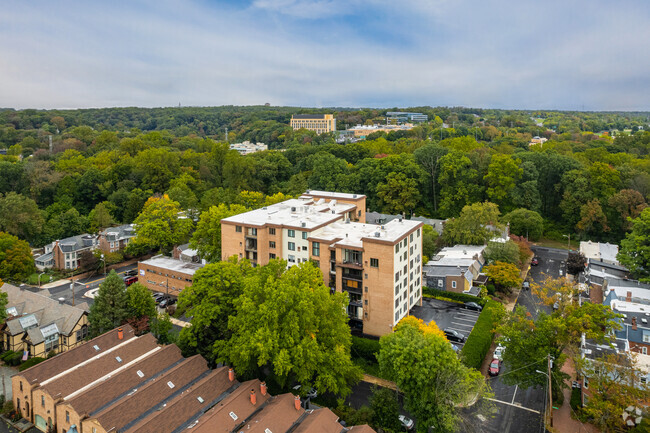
[410, 297, 481, 350]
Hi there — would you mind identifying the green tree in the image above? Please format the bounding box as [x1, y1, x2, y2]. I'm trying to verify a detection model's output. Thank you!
[607, 189, 647, 235]
[228, 260, 361, 396]
[413, 143, 448, 213]
[127, 195, 194, 255]
[369, 387, 401, 432]
[151, 313, 176, 345]
[0, 280, 7, 322]
[0, 232, 35, 282]
[376, 172, 421, 215]
[576, 199, 609, 237]
[190, 203, 249, 262]
[178, 260, 252, 364]
[88, 270, 128, 337]
[88, 202, 115, 233]
[126, 282, 156, 319]
[502, 208, 543, 240]
[437, 152, 482, 218]
[483, 261, 522, 293]
[484, 240, 520, 265]
[484, 154, 522, 211]
[618, 207, 650, 281]
[378, 316, 489, 433]
[442, 202, 502, 245]
[0, 192, 44, 243]
[422, 224, 439, 262]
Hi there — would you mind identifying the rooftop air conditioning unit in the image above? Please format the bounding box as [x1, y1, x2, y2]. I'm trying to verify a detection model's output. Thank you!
[374, 232, 381, 238]
[301, 222, 306, 228]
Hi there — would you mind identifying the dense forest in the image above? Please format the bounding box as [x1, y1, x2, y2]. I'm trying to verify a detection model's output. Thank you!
[0, 105, 649, 251]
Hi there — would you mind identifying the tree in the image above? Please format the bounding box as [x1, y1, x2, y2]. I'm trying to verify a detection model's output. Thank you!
[484, 240, 520, 265]
[618, 207, 650, 281]
[126, 282, 156, 319]
[576, 353, 650, 432]
[376, 172, 421, 215]
[378, 316, 489, 433]
[228, 260, 362, 396]
[422, 224, 439, 263]
[483, 261, 522, 293]
[437, 152, 482, 218]
[502, 208, 543, 241]
[88, 270, 128, 337]
[608, 189, 647, 235]
[0, 192, 44, 244]
[0, 280, 7, 322]
[566, 251, 586, 276]
[414, 143, 448, 213]
[189, 203, 249, 262]
[369, 387, 401, 433]
[127, 195, 194, 255]
[576, 199, 609, 237]
[0, 232, 35, 281]
[150, 313, 176, 345]
[442, 202, 502, 246]
[484, 154, 522, 211]
[88, 202, 115, 233]
[178, 260, 252, 364]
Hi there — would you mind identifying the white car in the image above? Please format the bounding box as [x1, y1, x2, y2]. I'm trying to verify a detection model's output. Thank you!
[494, 344, 504, 360]
[292, 385, 318, 399]
[399, 415, 415, 430]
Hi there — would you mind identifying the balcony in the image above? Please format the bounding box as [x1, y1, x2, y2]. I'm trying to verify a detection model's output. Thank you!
[342, 268, 363, 281]
[245, 238, 257, 251]
[338, 261, 363, 270]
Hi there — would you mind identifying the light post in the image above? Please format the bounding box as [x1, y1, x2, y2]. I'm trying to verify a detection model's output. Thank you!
[536, 355, 554, 427]
[37, 272, 46, 288]
[563, 234, 570, 250]
[100, 254, 106, 275]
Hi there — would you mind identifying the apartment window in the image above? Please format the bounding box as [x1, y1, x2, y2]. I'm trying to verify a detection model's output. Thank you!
[19, 382, 22, 392]
[410, 259, 414, 269]
[358, 210, 361, 217]
[364, 299, 368, 305]
[583, 377, 588, 389]
[365, 286, 368, 293]
[288, 230, 295, 238]
[417, 229, 420, 237]
[410, 233, 413, 242]
[66, 411, 70, 423]
[395, 312, 399, 321]
[312, 242, 320, 257]
[330, 250, 336, 261]
[395, 299, 399, 308]
[312, 260, 319, 268]
[395, 285, 399, 296]
[302, 231, 308, 239]
[236, 226, 242, 233]
[403, 265, 407, 274]
[643, 334, 650, 343]
[452, 281, 457, 289]
[288, 242, 295, 251]
[247, 227, 258, 236]
[370, 258, 379, 268]
[269, 253, 276, 259]
[288, 255, 295, 263]
[269, 241, 276, 249]
[410, 246, 413, 255]
[395, 244, 399, 253]
[395, 272, 400, 282]
[41, 395, 45, 407]
[269, 228, 276, 235]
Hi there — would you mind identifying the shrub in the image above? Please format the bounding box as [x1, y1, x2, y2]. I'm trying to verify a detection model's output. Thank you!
[7, 352, 22, 366]
[423, 287, 487, 306]
[460, 300, 505, 369]
[570, 386, 582, 411]
[486, 284, 496, 295]
[19, 357, 45, 371]
[0, 350, 15, 361]
[46, 350, 57, 359]
[2, 400, 14, 415]
[351, 336, 380, 363]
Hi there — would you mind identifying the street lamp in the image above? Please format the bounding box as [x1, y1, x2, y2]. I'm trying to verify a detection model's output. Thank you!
[100, 254, 106, 275]
[562, 234, 570, 250]
[536, 369, 553, 427]
[38, 272, 46, 288]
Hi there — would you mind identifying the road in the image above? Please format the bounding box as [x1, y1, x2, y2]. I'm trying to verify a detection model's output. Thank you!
[472, 246, 568, 433]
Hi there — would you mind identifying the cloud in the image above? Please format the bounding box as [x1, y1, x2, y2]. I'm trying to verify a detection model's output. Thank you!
[0, 0, 648, 110]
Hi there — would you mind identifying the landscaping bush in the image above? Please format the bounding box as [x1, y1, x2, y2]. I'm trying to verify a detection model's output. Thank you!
[570, 386, 582, 411]
[351, 336, 380, 363]
[19, 357, 45, 371]
[422, 287, 487, 306]
[460, 300, 505, 369]
[1, 400, 14, 415]
[7, 352, 22, 366]
[0, 350, 15, 362]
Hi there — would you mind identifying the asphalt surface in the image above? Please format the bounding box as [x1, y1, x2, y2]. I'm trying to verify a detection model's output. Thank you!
[410, 298, 481, 350]
[472, 246, 568, 433]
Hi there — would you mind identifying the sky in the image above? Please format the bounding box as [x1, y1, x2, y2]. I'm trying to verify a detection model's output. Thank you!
[1, 0, 649, 111]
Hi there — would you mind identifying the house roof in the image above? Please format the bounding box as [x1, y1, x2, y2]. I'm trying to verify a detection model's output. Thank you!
[292, 408, 341, 433]
[56, 234, 97, 252]
[580, 241, 619, 264]
[16, 325, 136, 385]
[101, 224, 135, 242]
[2, 283, 88, 341]
[35, 252, 54, 265]
[234, 393, 304, 433]
[139, 256, 204, 275]
[65, 344, 184, 417]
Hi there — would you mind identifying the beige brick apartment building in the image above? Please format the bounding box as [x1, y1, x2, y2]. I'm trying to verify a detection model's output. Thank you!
[137, 255, 204, 297]
[221, 191, 423, 336]
[290, 114, 337, 134]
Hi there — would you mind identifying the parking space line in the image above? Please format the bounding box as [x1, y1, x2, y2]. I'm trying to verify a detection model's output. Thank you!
[450, 321, 473, 328]
[456, 313, 479, 319]
[485, 398, 540, 414]
[453, 316, 477, 323]
[511, 385, 518, 404]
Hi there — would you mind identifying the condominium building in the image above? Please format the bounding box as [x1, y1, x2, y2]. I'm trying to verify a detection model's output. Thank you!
[290, 114, 336, 134]
[137, 255, 204, 297]
[221, 191, 423, 336]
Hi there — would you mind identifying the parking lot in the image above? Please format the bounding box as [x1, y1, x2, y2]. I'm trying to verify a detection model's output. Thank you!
[410, 297, 481, 349]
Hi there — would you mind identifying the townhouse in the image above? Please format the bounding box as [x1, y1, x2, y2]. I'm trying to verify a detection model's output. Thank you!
[97, 224, 136, 254]
[423, 245, 487, 296]
[36, 235, 97, 271]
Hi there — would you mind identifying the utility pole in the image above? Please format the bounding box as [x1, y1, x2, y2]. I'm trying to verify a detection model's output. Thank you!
[547, 354, 553, 427]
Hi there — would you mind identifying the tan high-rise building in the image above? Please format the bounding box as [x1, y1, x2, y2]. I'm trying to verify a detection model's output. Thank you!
[221, 191, 423, 337]
[290, 114, 336, 134]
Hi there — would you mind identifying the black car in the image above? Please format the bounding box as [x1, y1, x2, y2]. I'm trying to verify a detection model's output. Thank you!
[444, 328, 466, 343]
[464, 302, 482, 311]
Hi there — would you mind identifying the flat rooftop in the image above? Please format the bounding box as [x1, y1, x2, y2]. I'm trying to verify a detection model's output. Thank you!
[303, 190, 365, 200]
[436, 245, 485, 259]
[312, 218, 421, 248]
[139, 256, 204, 275]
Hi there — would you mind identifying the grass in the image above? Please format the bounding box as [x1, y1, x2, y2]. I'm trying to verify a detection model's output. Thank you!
[532, 238, 575, 250]
[26, 271, 60, 286]
[352, 357, 389, 380]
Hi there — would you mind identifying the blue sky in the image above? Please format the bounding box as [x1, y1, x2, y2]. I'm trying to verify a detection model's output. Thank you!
[1, 0, 648, 110]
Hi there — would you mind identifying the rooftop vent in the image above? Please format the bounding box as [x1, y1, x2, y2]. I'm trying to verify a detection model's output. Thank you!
[93, 345, 100, 351]
[291, 207, 297, 212]
[301, 222, 306, 228]
[374, 232, 381, 238]
[643, 318, 648, 324]
[197, 396, 204, 403]
[353, 194, 357, 198]
[167, 381, 175, 389]
[115, 356, 122, 363]
[136, 370, 144, 378]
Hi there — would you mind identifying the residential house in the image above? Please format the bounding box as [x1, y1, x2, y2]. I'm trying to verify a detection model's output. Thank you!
[98, 224, 136, 254]
[423, 245, 487, 296]
[1, 283, 89, 359]
[171, 243, 201, 263]
[38, 235, 98, 271]
[580, 241, 620, 266]
[605, 284, 650, 355]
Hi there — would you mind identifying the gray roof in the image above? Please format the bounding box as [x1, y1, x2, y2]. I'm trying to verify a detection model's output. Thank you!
[35, 252, 54, 265]
[101, 224, 135, 242]
[2, 283, 88, 343]
[56, 234, 96, 253]
[424, 265, 468, 277]
[365, 212, 401, 225]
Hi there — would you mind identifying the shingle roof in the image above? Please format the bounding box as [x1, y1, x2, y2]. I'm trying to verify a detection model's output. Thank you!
[57, 234, 96, 252]
[17, 325, 136, 385]
[65, 344, 184, 418]
[3, 283, 88, 341]
[236, 393, 305, 433]
[292, 408, 341, 432]
[101, 224, 136, 242]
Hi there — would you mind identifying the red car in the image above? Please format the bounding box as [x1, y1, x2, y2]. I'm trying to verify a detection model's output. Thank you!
[489, 358, 501, 376]
[124, 276, 138, 287]
[531, 257, 539, 266]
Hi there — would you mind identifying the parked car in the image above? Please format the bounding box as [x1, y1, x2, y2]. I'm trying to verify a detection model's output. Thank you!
[494, 344, 504, 360]
[464, 301, 482, 312]
[444, 328, 466, 343]
[123, 276, 138, 287]
[124, 269, 138, 277]
[488, 358, 501, 376]
[522, 281, 530, 290]
[531, 257, 539, 266]
[159, 297, 172, 308]
[292, 385, 318, 399]
[399, 415, 415, 430]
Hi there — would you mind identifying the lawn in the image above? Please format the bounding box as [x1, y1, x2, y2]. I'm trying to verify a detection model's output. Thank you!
[532, 238, 575, 251]
[26, 272, 60, 286]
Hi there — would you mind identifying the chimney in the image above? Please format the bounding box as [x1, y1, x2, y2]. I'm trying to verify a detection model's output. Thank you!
[626, 291, 632, 302]
[294, 395, 301, 411]
[260, 382, 267, 396]
[118, 328, 124, 340]
[250, 389, 256, 405]
[632, 317, 637, 331]
[229, 368, 235, 382]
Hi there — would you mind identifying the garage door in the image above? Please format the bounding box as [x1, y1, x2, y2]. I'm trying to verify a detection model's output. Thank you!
[35, 414, 47, 432]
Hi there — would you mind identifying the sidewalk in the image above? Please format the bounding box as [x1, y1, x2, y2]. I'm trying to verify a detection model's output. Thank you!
[169, 317, 191, 328]
[362, 374, 397, 390]
[552, 359, 599, 433]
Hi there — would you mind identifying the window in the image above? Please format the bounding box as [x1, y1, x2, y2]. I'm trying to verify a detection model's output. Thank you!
[438, 279, 443, 288]
[370, 258, 379, 268]
[288, 255, 296, 263]
[643, 347, 648, 355]
[403, 265, 407, 274]
[395, 244, 399, 253]
[269, 228, 276, 235]
[269, 241, 276, 248]
[312, 242, 320, 257]
[410, 233, 413, 242]
[583, 377, 588, 389]
[302, 231, 308, 239]
[364, 300, 368, 305]
[312, 260, 319, 268]
[288, 230, 295, 238]
[417, 228, 420, 237]
[643, 334, 650, 343]
[19, 382, 22, 392]
[358, 210, 361, 217]
[269, 253, 276, 259]
[236, 226, 242, 233]
[395, 272, 400, 282]
[66, 411, 70, 422]
[395, 299, 399, 308]
[288, 242, 295, 251]
[451, 281, 457, 289]
[42, 395, 45, 407]
[365, 286, 368, 293]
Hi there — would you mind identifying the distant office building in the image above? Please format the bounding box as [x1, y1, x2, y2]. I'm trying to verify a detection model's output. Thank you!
[386, 112, 428, 123]
[229, 141, 267, 155]
[290, 114, 336, 134]
[347, 123, 414, 138]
